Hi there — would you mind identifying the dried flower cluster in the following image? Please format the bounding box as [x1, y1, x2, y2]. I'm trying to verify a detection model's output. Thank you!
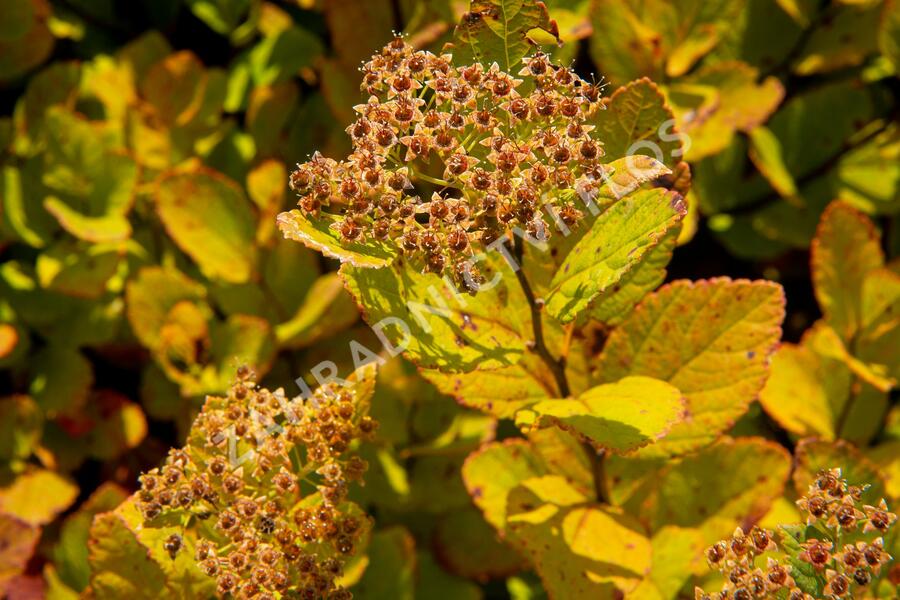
[138, 366, 378, 599]
[696, 468, 896, 599]
[288, 36, 608, 289]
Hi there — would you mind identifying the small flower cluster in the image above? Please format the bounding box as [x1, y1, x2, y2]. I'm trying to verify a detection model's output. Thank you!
[288, 36, 609, 290]
[696, 468, 896, 599]
[138, 366, 378, 599]
[696, 526, 789, 600]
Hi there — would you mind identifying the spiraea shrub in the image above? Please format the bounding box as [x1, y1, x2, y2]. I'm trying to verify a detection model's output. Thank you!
[2, 0, 899, 599]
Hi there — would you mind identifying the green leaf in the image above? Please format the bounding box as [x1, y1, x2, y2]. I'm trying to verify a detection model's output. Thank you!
[857, 265, 900, 382]
[248, 25, 323, 86]
[423, 353, 556, 418]
[449, 0, 561, 70]
[588, 0, 746, 85]
[517, 376, 685, 453]
[0, 164, 57, 248]
[339, 255, 528, 372]
[811, 201, 884, 341]
[352, 527, 416, 600]
[155, 167, 258, 284]
[414, 550, 483, 600]
[506, 475, 650, 599]
[185, 0, 253, 35]
[463, 436, 593, 535]
[35, 239, 124, 299]
[275, 273, 359, 349]
[0, 469, 78, 526]
[589, 227, 678, 325]
[277, 208, 398, 268]
[0, 0, 53, 83]
[0, 396, 42, 467]
[590, 78, 684, 169]
[247, 159, 288, 246]
[597, 278, 785, 457]
[747, 126, 801, 205]
[52, 483, 128, 593]
[28, 345, 93, 415]
[246, 81, 298, 157]
[793, 2, 882, 75]
[881, 0, 900, 70]
[779, 524, 824, 596]
[40, 107, 138, 242]
[432, 507, 526, 580]
[545, 188, 686, 323]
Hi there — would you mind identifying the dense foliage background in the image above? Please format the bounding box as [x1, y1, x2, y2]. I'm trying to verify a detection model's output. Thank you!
[0, 0, 898, 598]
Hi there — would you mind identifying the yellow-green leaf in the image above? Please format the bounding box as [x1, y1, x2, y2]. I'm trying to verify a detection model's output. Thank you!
[518, 376, 685, 453]
[811, 201, 884, 341]
[449, 0, 561, 70]
[275, 273, 359, 349]
[507, 475, 650, 599]
[590, 78, 685, 169]
[277, 208, 398, 268]
[339, 256, 528, 372]
[0, 469, 78, 526]
[596, 278, 785, 457]
[605, 437, 791, 540]
[125, 266, 207, 352]
[545, 188, 686, 323]
[155, 168, 257, 284]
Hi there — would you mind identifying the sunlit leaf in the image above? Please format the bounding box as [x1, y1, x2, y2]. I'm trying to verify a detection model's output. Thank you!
[545, 188, 685, 323]
[596, 278, 785, 457]
[590, 78, 684, 170]
[248, 25, 323, 86]
[278, 209, 398, 268]
[605, 437, 791, 539]
[86, 497, 214, 598]
[666, 62, 784, 161]
[0, 469, 78, 526]
[35, 240, 124, 299]
[450, 0, 561, 70]
[506, 475, 650, 599]
[589, 0, 746, 85]
[517, 376, 685, 453]
[155, 167, 258, 284]
[340, 255, 528, 372]
[125, 266, 207, 352]
[589, 227, 678, 325]
[811, 201, 884, 341]
[247, 158, 287, 246]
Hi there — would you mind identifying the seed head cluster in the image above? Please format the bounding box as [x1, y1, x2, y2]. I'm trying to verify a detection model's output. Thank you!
[696, 469, 896, 599]
[287, 36, 608, 290]
[138, 366, 378, 599]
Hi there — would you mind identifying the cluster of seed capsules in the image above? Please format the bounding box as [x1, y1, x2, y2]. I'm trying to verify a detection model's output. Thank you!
[696, 468, 897, 600]
[287, 36, 608, 290]
[138, 366, 378, 599]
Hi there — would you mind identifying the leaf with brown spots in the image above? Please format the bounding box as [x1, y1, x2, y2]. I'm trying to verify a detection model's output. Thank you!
[595, 278, 785, 457]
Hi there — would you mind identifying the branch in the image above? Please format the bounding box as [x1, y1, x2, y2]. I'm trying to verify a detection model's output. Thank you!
[512, 236, 570, 398]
